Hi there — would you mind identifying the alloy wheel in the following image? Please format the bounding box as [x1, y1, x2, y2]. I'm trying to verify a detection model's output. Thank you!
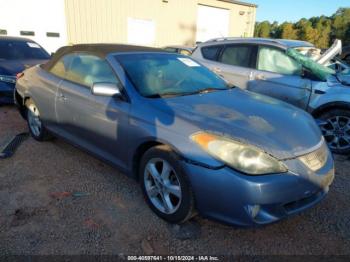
[27, 104, 42, 137]
[318, 116, 350, 151]
[144, 158, 182, 214]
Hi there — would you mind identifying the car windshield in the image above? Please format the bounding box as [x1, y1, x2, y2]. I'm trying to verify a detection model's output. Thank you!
[286, 48, 335, 81]
[0, 40, 50, 60]
[115, 53, 230, 97]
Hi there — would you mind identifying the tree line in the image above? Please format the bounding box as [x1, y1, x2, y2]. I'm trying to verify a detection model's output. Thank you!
[254, 8, 350, 48]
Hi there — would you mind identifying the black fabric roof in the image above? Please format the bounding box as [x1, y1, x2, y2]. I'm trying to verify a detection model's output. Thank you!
[43, 44, 165, 70]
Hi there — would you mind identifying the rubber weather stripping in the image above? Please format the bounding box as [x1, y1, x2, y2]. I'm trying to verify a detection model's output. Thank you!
[0, 132, 29, 159]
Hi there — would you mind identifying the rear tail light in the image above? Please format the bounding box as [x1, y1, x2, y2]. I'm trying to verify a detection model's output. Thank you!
[16, 72, 24, 80]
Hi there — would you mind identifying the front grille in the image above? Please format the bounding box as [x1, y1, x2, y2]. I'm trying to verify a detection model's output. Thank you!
[298, 140, 328, 171]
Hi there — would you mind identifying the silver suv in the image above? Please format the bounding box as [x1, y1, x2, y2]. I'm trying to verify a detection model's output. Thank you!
[192, 38, 350, 154]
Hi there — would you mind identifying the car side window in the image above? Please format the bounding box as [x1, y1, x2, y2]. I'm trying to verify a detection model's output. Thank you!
[219, 45, 256, 68]
[257, 46, 302, 75]
[66, 54, 119, 87]
[201, 45, 222, 61]
[50, 54, 74, 78]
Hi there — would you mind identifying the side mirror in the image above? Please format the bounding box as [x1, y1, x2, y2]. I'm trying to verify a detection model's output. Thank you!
[91, 82, 122, 98]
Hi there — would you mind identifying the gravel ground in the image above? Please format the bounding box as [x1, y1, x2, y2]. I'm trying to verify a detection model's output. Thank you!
[0, 105, 349, 256]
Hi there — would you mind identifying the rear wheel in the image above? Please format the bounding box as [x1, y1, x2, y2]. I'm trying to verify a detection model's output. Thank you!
[140, 145, 195, 223]
[318, 109, 350, 154]
[26, 99, 51, 141]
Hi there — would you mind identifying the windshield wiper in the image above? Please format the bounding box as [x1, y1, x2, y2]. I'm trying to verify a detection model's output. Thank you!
[144, 86, 234, 99]
[196, 87, 225, 94]
[190, 86, 234, 95]
[144, 91, 196, 98]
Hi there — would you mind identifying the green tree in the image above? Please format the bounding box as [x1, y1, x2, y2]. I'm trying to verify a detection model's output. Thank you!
[332, 8, 350, 45]
[315, 17, 332, 49]
[301, 24, 319, 45]
[254, 21, 271, 38]
[270, 21, 280, 38]
[296, 19, 313, 41]
[280, 23, 298, 40]
[253, 8, 350, 48]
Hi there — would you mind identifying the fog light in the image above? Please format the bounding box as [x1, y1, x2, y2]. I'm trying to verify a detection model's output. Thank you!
[246, 204, 261, 219]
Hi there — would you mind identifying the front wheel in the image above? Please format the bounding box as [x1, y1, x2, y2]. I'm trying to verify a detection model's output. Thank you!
[26, 99, 51, 141]
[318, 109, 350, 154]
[140, 145, 196, 223]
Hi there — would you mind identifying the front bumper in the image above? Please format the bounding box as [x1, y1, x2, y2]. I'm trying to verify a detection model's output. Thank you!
[183, 149, 334, 227]
[0, 82, 15, 104]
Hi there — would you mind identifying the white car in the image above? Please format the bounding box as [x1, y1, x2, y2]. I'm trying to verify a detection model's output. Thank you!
[192, 38, 350, 154]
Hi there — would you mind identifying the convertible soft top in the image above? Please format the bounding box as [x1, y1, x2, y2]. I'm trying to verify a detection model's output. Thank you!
[42, 43, 165, 71]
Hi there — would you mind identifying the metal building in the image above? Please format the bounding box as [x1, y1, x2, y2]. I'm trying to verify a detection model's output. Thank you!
[0, 0, 257, 53]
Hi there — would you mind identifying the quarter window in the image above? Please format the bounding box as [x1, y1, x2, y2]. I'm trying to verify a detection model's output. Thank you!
[66, 54, 118, 87]
[219, 45, 256, 68]
[201, 45, 222, 61]
[257, 46, 302, 75]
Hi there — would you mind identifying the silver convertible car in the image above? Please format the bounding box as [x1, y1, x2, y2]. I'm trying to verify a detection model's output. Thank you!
[193, 38, 350, 154]
[14, 44, 334, 226]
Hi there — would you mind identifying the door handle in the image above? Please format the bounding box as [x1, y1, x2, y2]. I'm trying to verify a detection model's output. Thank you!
[255, 74, 266, 80]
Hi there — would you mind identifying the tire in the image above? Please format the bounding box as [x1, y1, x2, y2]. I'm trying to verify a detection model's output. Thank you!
[317, 109, 350, 154]
[139, 145, 196, 223]
[25, 99, 51, 141]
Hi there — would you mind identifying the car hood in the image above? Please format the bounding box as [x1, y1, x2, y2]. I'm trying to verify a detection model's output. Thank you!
[0, 59, 48, 76]
[337, 70, 350, 86]
[151, 89, 322, 160]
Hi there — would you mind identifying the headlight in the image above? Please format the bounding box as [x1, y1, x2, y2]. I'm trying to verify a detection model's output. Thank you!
[191, 133, 288, 175]
[0, 75, 16, 84]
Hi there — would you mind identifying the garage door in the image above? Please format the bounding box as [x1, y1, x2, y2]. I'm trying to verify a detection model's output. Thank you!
[196, 5, 230, 43]
[0, 0, 67, 53]
[127, 18, 156, 46]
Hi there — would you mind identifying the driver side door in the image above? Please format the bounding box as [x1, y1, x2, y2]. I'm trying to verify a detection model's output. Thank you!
[55, 53, 131, 170]
[247, 45, 312, 110]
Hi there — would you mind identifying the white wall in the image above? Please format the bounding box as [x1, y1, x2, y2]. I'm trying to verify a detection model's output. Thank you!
[196, 5, 230, 42]
[0, 0, 67, 53]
